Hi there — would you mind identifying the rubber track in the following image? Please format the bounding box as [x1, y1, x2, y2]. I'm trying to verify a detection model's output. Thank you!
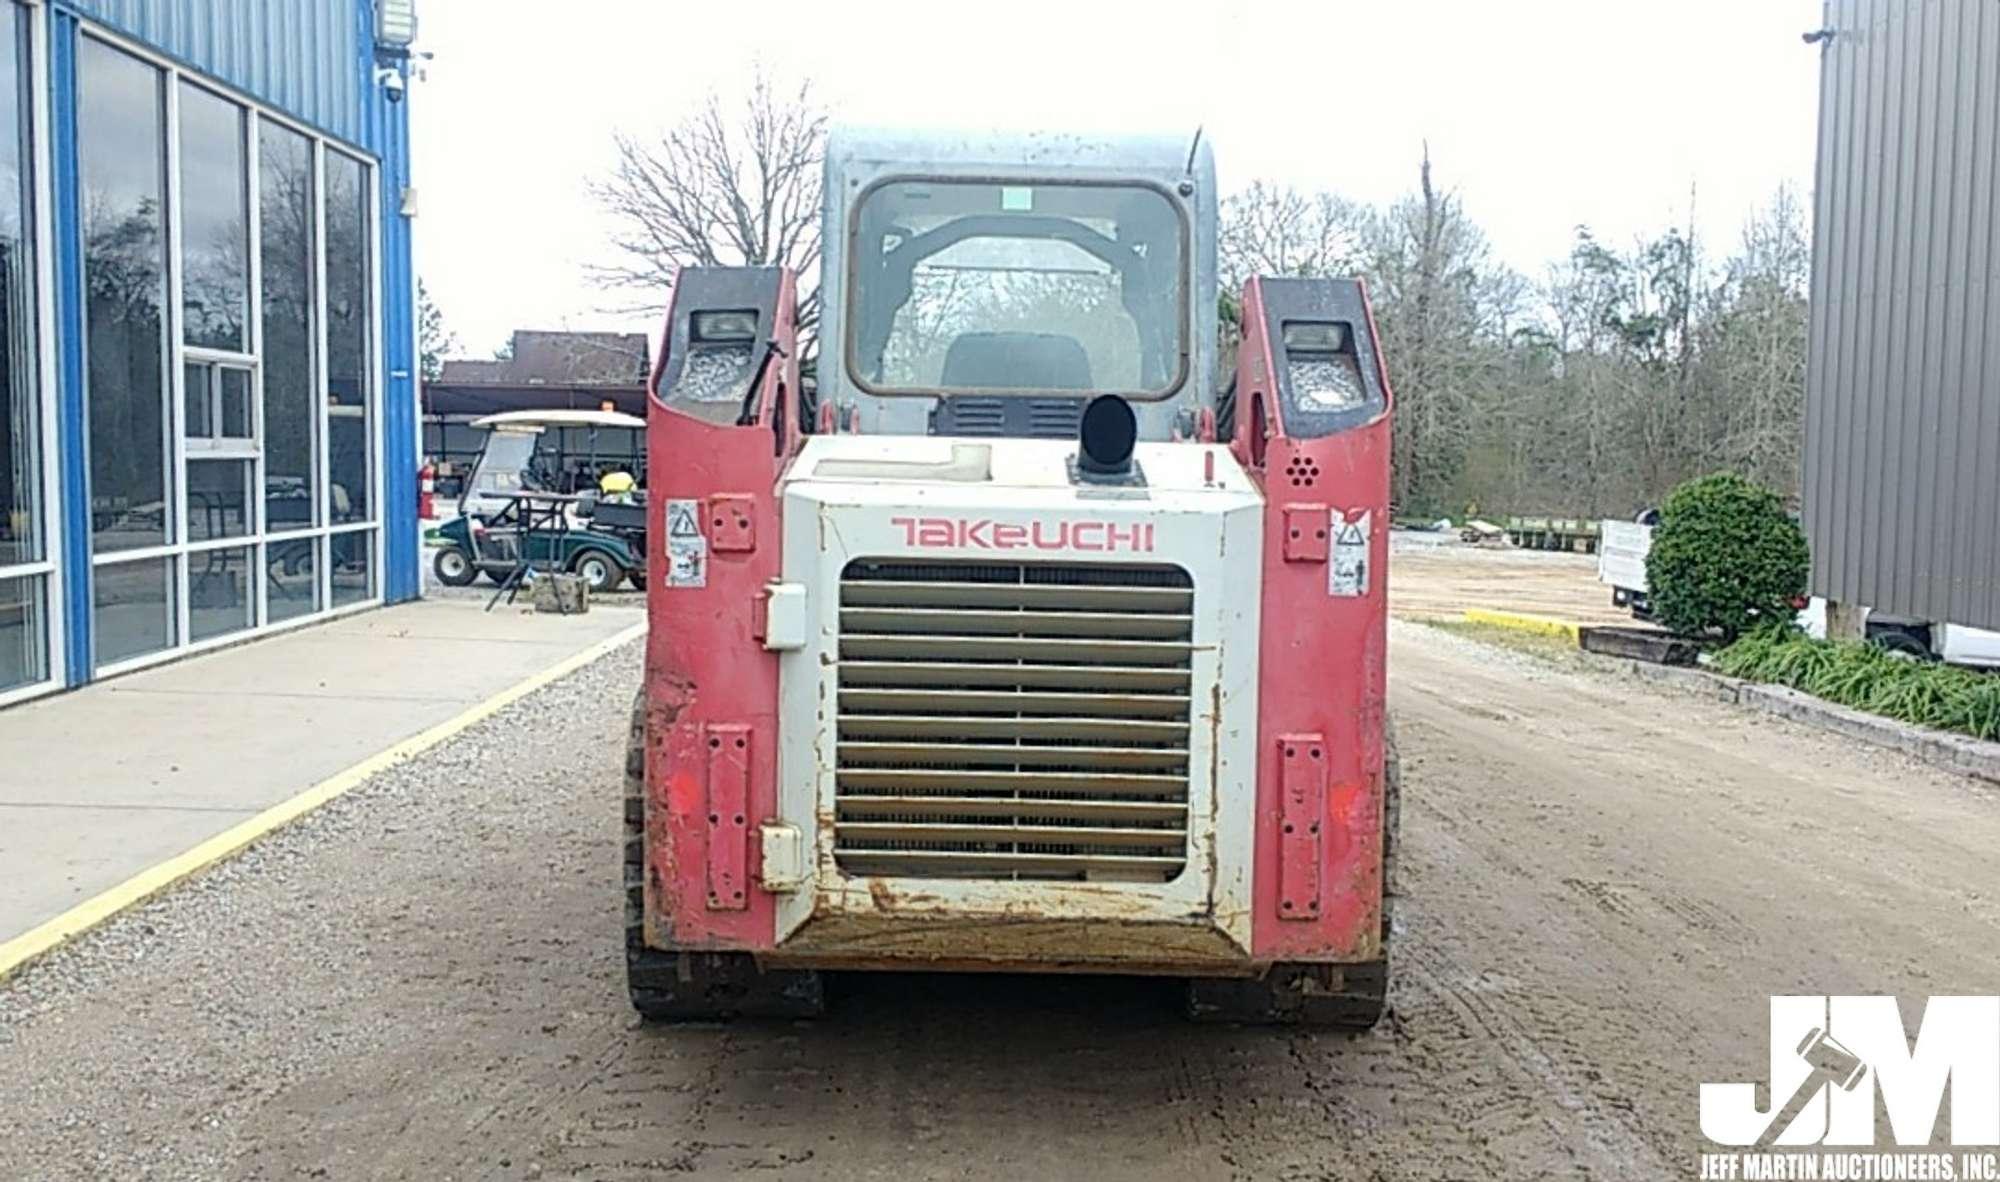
[1185, 719, 1397, 1029]
[622, 693, 823, 1020]
[623, 693, 677, 1018]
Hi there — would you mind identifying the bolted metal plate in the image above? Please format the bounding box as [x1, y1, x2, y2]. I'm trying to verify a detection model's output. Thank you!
[704, 724, 752, 910]
[1278, 734, 1327, 920]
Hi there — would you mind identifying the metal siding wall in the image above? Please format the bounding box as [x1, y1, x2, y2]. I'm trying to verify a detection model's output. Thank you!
[56, 0, 362, 144]
[369, 52, 418, 603]
[1804, 0, 2000, 631]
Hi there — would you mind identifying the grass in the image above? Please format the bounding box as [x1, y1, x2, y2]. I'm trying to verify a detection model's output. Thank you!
[1428, 619, 1586, 665]
[1715, 629, 2000, 742]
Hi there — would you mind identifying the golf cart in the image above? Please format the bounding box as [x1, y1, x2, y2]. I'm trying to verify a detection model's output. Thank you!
[430, 409, 647, 594]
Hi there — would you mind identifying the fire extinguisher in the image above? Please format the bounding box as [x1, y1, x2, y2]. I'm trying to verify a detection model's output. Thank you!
[418, 461, 436, 520]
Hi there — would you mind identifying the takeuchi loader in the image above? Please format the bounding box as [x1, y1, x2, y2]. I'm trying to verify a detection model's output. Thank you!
[625, 127, 1398, 1025]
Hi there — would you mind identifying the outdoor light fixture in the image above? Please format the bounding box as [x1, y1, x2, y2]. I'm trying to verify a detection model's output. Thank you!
[377, 0, 418, 51]
[691, 310, 759, 343]
[1282, 321, 1352, 354]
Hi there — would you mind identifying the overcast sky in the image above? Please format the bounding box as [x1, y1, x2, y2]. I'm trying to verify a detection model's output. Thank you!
[410, 0, 1826, 358]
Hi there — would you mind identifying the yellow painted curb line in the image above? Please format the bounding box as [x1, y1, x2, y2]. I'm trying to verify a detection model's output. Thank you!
[0, 619, 648, 982]
[1462, 608, 1582, 643]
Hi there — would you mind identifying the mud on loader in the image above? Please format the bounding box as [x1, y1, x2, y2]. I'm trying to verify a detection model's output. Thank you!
[625, 128, 1398, 1026]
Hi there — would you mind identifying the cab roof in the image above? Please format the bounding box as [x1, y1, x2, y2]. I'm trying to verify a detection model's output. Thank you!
[826, 125, 1215, 182]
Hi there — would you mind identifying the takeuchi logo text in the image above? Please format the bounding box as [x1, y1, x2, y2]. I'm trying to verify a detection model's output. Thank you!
[890, 516, 1156, 553]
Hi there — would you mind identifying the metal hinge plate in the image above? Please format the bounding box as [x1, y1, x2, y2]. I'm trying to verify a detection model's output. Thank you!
[759, 822, 806, 892]
[762, 583, 807, 651]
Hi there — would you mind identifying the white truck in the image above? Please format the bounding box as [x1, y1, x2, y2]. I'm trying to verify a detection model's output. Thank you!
[1595, 516, 2000, 668]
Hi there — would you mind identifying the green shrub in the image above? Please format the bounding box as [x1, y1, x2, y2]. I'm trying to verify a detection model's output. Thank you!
[1647, 473, 1808, 642]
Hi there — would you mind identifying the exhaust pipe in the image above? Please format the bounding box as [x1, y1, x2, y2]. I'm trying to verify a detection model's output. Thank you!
[1076, 395, 1137, 482]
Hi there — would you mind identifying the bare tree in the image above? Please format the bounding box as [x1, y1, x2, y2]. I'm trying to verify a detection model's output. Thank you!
[1363, 145, 1524, 513]
[417, 279, 459, 381]
[1219, 181, 1368, 293]
[590, 72, 827, 351]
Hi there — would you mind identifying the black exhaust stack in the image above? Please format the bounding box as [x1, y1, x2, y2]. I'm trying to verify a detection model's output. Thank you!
[1076, 395, 1137, 483]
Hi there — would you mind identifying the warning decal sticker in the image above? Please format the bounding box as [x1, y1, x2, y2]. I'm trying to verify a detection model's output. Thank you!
[1329, 509, 1371, 597]
[665, 499, 707, 588]
[666, 499, 701, 539]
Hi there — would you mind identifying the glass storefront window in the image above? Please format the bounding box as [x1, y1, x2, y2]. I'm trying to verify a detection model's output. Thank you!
[188, 544, 251, 641]
[80, 38, 169, 554]
[177, 81, 248, 353]
[266, 536, 318, 622]
[185, 458, 251, 540]
[0, 573, 43, 691]
[57, 35, 388, 683]
[330, 531, 372, 608]
[0, 4, 36, 572]
[260, 117, 315, 533]
[325, 150, 371, 524]
[93, 556, 174, 665]
[184, 360, 252, 443]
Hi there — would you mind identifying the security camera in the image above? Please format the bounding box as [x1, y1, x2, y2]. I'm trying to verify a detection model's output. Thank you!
[375, 66, 406, 102]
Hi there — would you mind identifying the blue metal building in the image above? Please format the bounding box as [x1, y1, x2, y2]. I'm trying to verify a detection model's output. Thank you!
[0, 0, 419, 704]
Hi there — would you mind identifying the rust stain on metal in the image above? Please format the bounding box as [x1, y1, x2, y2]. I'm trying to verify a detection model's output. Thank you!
[771, 910, 1246, 972]
[1206, 677, 1222, 911]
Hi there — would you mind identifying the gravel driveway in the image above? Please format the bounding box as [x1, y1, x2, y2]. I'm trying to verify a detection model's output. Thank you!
[4, 624, 1997, 1180]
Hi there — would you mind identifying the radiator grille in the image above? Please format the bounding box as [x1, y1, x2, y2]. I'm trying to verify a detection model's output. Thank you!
[834, 559, 1194, 882]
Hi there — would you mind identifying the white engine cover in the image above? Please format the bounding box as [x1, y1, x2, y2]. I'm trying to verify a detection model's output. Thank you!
[771, 435, 1265, 959]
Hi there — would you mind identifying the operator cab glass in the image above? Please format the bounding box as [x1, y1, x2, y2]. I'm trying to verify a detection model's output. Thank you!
[849, 180, 1186, 399]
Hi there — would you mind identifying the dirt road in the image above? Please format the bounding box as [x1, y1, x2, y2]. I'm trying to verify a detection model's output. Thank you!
[3, 625, 1995, 1180]
[1389, 533, 1633, 624]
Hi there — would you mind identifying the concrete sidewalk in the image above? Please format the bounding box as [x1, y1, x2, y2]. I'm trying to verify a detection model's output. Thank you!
[0, 598, 643, 945]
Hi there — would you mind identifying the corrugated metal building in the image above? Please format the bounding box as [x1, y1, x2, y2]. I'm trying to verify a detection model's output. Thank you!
[0, 0, 419, 704]
[1803, 0, 2000, 631]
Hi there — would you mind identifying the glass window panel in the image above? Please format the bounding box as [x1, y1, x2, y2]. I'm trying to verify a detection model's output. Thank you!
[80, 40, 169, 553]
[220, 366, 250, 437]
[259, 118, 314, 531]
[266, 478, 312, 532]
[266, 535, 318, 622]
[177, 82, 247, 352]
[0, 574, 45, 691]
[186, 458, 250, 540]
[0, 7, 38, 569]
[330, 530, 373, 607]
[325, 151, 371, 523]
[853, 180, 1186, 397]
[188, 544, 252, 641]
[183, 360, 211, 438]
[93, 556, 174, 665]
[441, 424, 482, 452]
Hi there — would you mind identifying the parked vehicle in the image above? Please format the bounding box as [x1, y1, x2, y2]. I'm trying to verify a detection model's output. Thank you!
[1596, 515, 1657, 619]
[1597, 514, 2000, 666]
[626, 126, 1398, 1026]
[430, 410, 647, 594]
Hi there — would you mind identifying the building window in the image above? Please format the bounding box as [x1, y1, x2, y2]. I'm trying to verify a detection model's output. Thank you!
[260, 117, 315, 536]
[79, 36, 169, 559]
[92, 554, 172, 666]
[75, 33, 383, 674]
[324, 149, 372, 526]
[0, 2, 45, 694]
[0, 574, 43, 690]
[176, 80, 248, 354]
